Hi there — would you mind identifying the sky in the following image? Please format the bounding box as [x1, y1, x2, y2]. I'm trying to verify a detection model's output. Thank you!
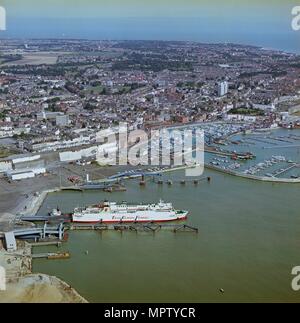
[0, 0, 299, 52]
[0, 0, 296, 18]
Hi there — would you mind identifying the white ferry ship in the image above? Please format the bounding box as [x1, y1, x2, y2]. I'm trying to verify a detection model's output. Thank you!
[72, 200, 188, 223]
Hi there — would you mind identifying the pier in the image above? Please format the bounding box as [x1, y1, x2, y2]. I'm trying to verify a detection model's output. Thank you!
[154, 176, 211, 185]
[267, 136, 294, 144]
[273, 163, 299, 177]
[205, 163, 300, 183]
[249, 137, 277, 145]
[69, 222, 198, 233]
[263, 144, 300, 149]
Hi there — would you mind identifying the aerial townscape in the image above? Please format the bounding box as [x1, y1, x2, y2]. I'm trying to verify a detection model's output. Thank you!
[0, 38, 300, 303]
[0, 40, 300, 187]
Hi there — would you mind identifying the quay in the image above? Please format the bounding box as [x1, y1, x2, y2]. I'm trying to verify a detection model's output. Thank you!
[18, 215, 70, 222]
[205, 163, 300, 183]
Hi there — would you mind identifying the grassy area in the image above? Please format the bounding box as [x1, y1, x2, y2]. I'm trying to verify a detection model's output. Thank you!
[228, 107, 265, 116]
[0, 147, 18, 158]
[0, 150, 11, 158]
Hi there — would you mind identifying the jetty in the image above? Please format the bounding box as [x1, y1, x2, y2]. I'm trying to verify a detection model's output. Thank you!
[273, 163, 299, 177]
[69, 222, 198, 233]
[154, 176, 210, 185]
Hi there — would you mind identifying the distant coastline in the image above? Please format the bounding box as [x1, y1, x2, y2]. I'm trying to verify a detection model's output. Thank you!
[0, 37, 298, 55]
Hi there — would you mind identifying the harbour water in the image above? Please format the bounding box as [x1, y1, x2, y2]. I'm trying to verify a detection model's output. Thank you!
[33, 163, 300, 302]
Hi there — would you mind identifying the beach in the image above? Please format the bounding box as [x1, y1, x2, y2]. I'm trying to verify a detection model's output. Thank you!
[1, 274, 87, 303]
[0, 240, 87, 303]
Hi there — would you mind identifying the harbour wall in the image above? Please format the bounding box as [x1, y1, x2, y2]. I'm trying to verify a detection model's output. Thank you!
[205, 164, 300, 184]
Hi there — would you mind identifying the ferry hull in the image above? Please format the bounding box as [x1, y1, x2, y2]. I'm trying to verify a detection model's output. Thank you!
[72, 212, 188, 224]
[72, 217, 188, 224]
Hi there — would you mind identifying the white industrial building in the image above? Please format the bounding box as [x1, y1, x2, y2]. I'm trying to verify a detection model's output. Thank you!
[12, 155, 41, 165]
[6, 167, 46, 181]
[225, 114, 257, 122]
[0, 161, 12, 173]
[59, 142, 117, 162]
[10, 171, 35, 181]
[59, 145, 98, 162]
[29, 135, 94, 152]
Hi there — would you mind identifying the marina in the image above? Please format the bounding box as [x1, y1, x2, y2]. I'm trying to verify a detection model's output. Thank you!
[203, 128, 300, 181]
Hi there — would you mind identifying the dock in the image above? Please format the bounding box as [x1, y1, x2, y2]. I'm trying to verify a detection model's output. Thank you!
[32, 251, 70, 260]
[154, 176, 210, 185]
[68, 223, 198, 233]
[263, 144, 300, 149]
[18, 215, 70, 222]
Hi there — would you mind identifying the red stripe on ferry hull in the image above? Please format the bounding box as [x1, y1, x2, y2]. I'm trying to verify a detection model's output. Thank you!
[72, 216, 188, 224]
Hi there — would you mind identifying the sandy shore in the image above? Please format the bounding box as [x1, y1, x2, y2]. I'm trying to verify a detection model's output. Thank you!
[0, 274, 87, 303]
[0, 241, 87, 303]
